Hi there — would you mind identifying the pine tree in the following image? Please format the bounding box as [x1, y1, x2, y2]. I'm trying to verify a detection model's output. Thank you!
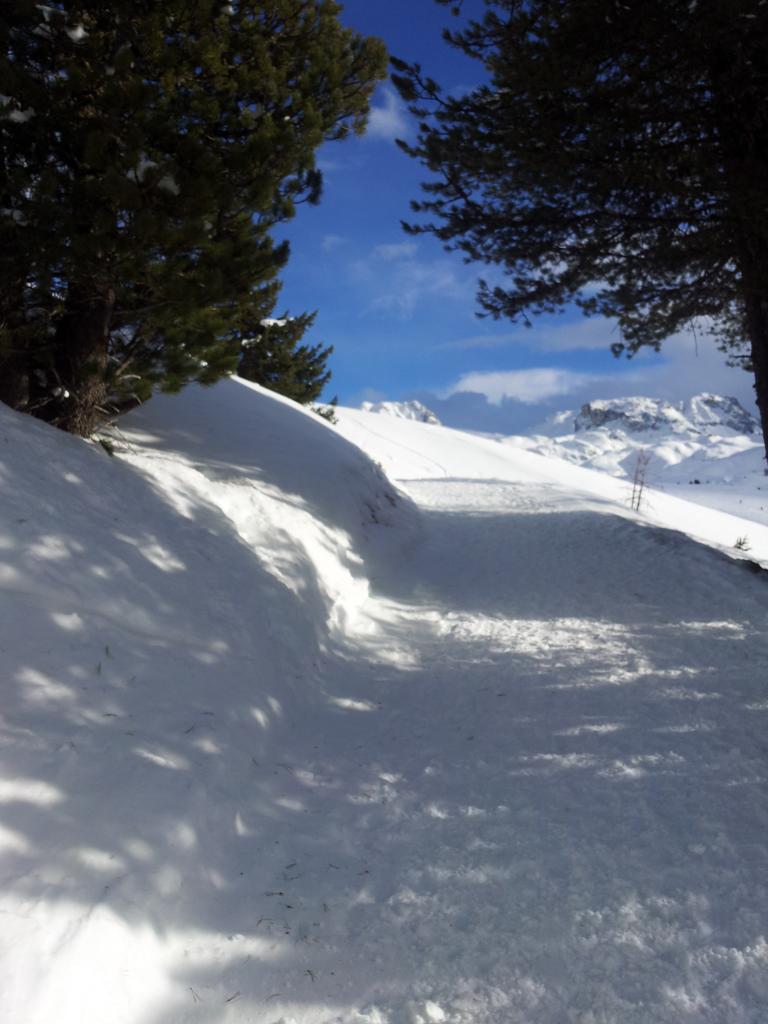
[0, 1, 386, 434]
[237, 312, 333, 404]
[392, 0, 768, 464]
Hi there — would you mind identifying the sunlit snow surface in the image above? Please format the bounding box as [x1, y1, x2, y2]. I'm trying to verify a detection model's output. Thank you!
[1, 379, 767, 1024]
[513, 393, 768, 525]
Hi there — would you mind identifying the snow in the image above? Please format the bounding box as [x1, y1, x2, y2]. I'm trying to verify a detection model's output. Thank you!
[571, 394, 758, 436]
[516, 393, 767, 523]
[158, 174, 180, 196]
[360, 400, 441, 425]
[129, 155, 159, 183]
[129, 157, 179, 195]
[65, 24, 88, 42]
[3, 106, 36, 124]
[0, 207, 28, 225]
[1, 380, 768, 1023]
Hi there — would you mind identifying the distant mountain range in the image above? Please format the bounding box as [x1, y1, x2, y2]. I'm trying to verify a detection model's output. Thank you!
[571, 394, 759, 436]
[360, 399, 441, 425]
[357, 394, 766, 522]
[509, 393, 766, 521]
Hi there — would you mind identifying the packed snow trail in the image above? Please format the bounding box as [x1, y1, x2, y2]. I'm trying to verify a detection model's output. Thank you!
[215, 482, 768, 1024]
[1, 383, 767, 1024]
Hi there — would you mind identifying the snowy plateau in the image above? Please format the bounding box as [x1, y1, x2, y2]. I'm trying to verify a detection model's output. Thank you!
[1, 377, 768, 1024]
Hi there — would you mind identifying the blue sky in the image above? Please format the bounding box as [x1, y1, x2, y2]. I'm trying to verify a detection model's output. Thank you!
[273, 0, 755, 432]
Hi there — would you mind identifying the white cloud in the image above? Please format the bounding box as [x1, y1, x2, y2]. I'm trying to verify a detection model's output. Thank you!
[444, 367, 600, 405]
[411, 327, 757, 437]
[349, 240, 476, 318]
[352, 386, 388, 406]
[321, 233, 345, 253]
[369, 260, 473, 317]
[434, 317, 620, 354]
[372, 241, 418, 261]
[365, 86, 410, 142]
[439, 318, 755, 410]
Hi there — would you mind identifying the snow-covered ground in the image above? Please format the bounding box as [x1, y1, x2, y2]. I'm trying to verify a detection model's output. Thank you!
[510, 394, 768, 525]
[2, 380, 768, 1024]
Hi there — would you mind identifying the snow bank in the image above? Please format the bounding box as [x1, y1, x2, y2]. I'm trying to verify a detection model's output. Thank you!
[119, 377, 414, 641]
[0, 379, 414, 1024]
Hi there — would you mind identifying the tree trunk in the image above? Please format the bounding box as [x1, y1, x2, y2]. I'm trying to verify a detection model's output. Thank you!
[40, 286, 115, 436]
[0, 279, 34, 412]
[745, 290, 768, 473]
[0, 353, 30, 411]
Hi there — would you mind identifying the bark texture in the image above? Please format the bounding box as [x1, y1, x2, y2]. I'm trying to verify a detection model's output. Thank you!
[41, 286, 115, 436]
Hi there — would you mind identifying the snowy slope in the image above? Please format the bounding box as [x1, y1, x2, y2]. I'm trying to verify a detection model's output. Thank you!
[2, 383, 768, 1024]
[336, 403, 768, 566]
[0, 379, 412, 1024]
[514, 393, 767, 523]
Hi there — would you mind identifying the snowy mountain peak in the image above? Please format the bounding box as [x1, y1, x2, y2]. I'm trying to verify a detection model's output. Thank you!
[574, 393, 758, 436]
[514, 392, 765, 522]
[685, 393, 759, 434]
[360, 399, 441, 425]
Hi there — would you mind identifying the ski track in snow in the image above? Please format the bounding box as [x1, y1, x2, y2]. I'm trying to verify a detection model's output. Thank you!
[1, 382, 768, 1024]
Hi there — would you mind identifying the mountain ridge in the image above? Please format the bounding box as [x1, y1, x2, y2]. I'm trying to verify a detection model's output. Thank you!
[573, 393, 758, 436]
[359, 399, 441, 425]
[513, 391, 766, 521]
